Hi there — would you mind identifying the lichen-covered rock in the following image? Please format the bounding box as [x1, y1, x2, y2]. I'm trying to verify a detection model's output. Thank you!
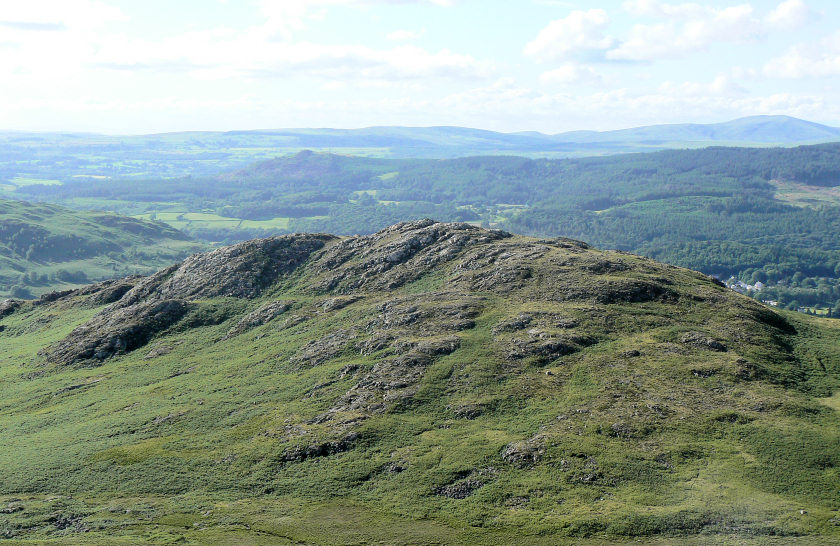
[501, 436, 545, 467]
[0, 299, 21, 319]
[43, 234, 334, 365]
[292, 329, 358, 368]
[281, 432, 359, 462]
[88, 277, 142, 306]
[119, 234, 335, 306]
[313, 220, 510, 292]
[42, 299, 190, 365]
[224, 301, 290, 339]
[681, 332, 727, 352]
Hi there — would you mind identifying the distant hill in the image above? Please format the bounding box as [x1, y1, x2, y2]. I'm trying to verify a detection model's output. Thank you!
[0, 199, 206, 298]
[1, 116, 839, 181]
[1, 220, 839, 542]
[553, 115, 840, 145]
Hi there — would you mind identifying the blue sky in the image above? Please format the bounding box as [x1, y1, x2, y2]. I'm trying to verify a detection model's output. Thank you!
[1, 0, 839, 133]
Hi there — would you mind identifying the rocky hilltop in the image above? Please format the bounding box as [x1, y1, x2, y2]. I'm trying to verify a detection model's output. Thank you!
[0, 220, 838, 543]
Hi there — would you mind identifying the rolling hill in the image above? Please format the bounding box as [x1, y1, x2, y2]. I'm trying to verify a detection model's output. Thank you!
[552, 115, 840, 145]
[1, 116, 838, 182]
[15, 143, 840, 311]
[1, 220, 839, 543]
[0, 199, 207, 298]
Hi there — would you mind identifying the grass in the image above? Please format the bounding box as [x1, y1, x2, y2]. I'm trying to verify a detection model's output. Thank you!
[1, 229, 839, 543]
[134, 211, 294, 232]
[8, 177, 63, 187]
[0, 199, 206, 297]
[770, 180, 840, 208]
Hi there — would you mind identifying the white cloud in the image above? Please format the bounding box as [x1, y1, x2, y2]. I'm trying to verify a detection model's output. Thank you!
[539, 63, 603, 86]
[0, 0, 488, 87]
[658, 73, 746, 97]
[609, 3, 762, 61]
[765, 0, 811, 29]
[763, 31, 840, 79]
[387, 29, 424, 41]
[91, 32, 493, 83]
[524, 9, 613, 62]
[610, 1, 811, 61]
[0, 0, 125, 32]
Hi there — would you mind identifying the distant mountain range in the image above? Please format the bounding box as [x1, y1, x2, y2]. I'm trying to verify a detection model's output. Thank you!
[547, 115, 840, 144]
[1, 116, 839, 180]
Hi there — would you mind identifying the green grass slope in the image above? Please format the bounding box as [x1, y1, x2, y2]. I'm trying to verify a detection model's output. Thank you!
[1, 220, 839, 544]
[0, 199, 207, 298]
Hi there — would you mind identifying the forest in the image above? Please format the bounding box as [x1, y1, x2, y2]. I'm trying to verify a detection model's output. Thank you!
[11, 143, 840, 311]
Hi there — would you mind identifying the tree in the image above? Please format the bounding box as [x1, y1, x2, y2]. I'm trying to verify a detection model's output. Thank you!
[9, 285, 32, 299]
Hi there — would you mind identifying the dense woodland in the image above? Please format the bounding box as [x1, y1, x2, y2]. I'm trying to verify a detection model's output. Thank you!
[12, 144, 840, 311]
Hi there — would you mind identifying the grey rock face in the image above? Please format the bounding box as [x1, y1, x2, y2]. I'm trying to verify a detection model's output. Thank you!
[224, 301, 290, 339]
[43, 234, 334, 365]
[0, 299, 21, 319]
[43, 299, 190, 365]
[313, 220, 511, 292]
[501, 436, 545, 467]
[118, 234, 336, 306]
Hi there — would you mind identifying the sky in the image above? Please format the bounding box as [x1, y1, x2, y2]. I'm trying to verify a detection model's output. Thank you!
[1, 0, 839, 134]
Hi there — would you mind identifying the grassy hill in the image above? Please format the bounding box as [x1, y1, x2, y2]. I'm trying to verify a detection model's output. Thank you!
[1, 220, 839, 543]
[0, 199, 207, 298]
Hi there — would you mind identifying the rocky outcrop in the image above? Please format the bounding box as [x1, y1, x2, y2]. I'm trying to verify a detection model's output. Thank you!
[42, 235, 334, 365]
[681, 332, 727, 352]
[224, 301, 290, 339]
[312, 219, 510, 292]
[501, 436, 545, 467]
[43, 299, 190, 365]
[117, 234, 335, 306]
[0, 299, 21, 319]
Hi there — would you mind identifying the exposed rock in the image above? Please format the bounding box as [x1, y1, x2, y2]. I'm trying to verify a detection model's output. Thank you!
[507, 338, 581, 363]
[88, 277, 141, 305]
[436, 479, 485, 499]
[313, 220, 510, 292]
[292, 329, 358, 368]
[492, 313, 533, 334]
[369, 293, 484, 337]
[681, 332, 727, 352]
[451, 404, 484, 419]
[41, 235, 333, 365]
[42, 299, 190, 365]
[557, 279, 678, 304]
[224, 301, 290, 339]
[37, 289, 75, 304]
[319, 296, 361, 313]
[145, 343, 174, 359]
[281, 432, 359, 462]
[435, 468, 498, 499]
[502, 436, 545, 467]
[0, 299, 20, 319]
[356, 333, 395, 355]
[118, 234, 335, 306]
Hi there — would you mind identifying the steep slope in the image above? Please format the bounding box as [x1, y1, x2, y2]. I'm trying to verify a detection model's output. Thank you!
[0, 199, 207, 298]
[1, 220, 839, 543]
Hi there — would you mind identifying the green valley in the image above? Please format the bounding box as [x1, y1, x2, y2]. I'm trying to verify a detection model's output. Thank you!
[0, 199, 206, 298]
